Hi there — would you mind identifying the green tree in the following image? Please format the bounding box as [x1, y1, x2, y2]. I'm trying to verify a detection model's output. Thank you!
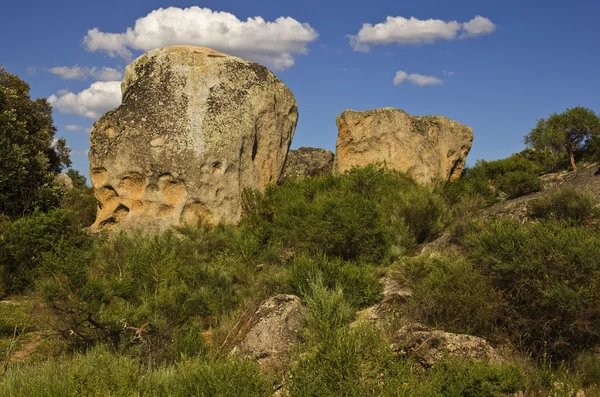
[0, 66, 71, 216]
[525, 106, 600, 171]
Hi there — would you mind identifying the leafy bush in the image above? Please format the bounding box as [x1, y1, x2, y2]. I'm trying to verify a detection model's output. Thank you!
[288, 252, 381, 309]
[0, 209, 89, 294]
[462, 219, 600, 360]
[401, 254, 500, 336]
[444, 152, 544, 205]
[422, 358, 526, 397]
[243, 165, 449, 263]
[60, 175, 97, 228]
[36, 223, 279, 362]
[0, 346, 270, 397]
[494, 170, 541, 199]
[528, 186, 599, 224]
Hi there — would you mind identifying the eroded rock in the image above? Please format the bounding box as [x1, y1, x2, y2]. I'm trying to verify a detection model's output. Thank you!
[280, 147, 334, 180]
[334, 108, 474, 184]
[89, 46, 298, 231]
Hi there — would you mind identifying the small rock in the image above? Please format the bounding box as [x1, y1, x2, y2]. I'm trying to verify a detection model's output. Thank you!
[280, 147, 334, 180]
[391, 323, 503, 367]
[54, 173, 73, 190]
[231, 294, 306, 374]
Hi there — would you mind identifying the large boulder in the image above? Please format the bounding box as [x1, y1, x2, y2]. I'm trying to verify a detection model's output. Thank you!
[280, 147, 335, 180]
[334, 108, 473, 184]
[89, 46, 298, 232]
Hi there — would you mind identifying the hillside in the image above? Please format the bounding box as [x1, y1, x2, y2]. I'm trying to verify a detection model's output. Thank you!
[1, 159, 600, 396]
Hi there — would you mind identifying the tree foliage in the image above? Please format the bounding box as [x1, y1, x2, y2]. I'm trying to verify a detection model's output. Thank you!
[525, 106, 600, 171]
[0, 66, 70, 217]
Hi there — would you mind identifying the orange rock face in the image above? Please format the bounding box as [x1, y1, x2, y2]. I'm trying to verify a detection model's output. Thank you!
[334, 108, 473, 184]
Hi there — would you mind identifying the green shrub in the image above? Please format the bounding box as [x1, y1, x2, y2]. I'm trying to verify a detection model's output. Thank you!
[37, 223, 278, 362]
[0, 346, 269, 397]
[528, 186, 599, 224]
[575, 353, 600, 388]
[288, 252, 381, 309]
[243, 165, 450, 263]
[422, 358, 526, 397]
[288, 281, 396, 396]
[0, 209, 89, 294]
[401, 254, 501, 336]
[495, 170, 541, 199]
[462, 219, 600, 361]
[445, 152, 544, 205]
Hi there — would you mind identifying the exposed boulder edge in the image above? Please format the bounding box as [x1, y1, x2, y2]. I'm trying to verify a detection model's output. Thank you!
[334, 108, 474, 184]
[230, 294, 306, 374]
[391, 323, 504, 367]
[89, 45, 298, 232]
[280, 147, 335, 180]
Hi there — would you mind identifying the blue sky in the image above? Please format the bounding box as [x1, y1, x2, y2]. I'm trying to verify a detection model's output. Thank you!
[2, 0, 600, 177]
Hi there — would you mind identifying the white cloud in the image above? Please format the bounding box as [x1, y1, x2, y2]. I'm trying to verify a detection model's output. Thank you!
[90, 67, 123, 81]
[394, 70, 443, 86]
[83, 6, 318, 71]
[442, 70, 456, 76]
[65, 124, 83, 132]
[461, 16, 496, 38]
[349, 15, 495, 51]
[50, 65, 88, 79]
[48, 81, 122, 119]
[393, 71, 409, 85]
[49, 66, 123, 81]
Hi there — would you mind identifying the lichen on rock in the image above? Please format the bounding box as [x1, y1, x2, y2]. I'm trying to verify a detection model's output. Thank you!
[88, 45, 298, 232]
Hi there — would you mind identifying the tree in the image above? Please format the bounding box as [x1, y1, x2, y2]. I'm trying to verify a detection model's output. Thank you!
[525, 106, 600, 172]
[0, 66, 71, 216]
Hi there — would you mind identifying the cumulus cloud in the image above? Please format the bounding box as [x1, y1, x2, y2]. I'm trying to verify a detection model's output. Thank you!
[48, 81, 122, 119]
[349, 15, 495, 51]
[393, 70, 443, 86]
[83, 6, 318, 71]
[65, 124, 83, 132]
[50, 65, 88, 79]
[461, 16, 496, 38]
[49, 65, 123, 81]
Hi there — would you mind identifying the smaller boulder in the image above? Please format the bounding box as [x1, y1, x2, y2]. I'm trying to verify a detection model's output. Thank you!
[391, 323, 503, 367]
[231, 295, 306, 374]
[354, 275, 412, 333]
[280, 147, 334, 180]
[54, 173, 73, 190]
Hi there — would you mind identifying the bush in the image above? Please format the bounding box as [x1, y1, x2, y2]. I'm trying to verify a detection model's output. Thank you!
[444, 152, 544, 205]
[0, 209, 89, 294]
[243, 165, 450, 263]
[401, 254, 501, 336]
[495, 170, 541, 199]
[288, 252, 382, 309]
[0, 346, 270, 397]
[528, 186, 599, 224]
[462, 219, 600, 360]
[422, 358, 526, 397]
[36, 223, 279, 362]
